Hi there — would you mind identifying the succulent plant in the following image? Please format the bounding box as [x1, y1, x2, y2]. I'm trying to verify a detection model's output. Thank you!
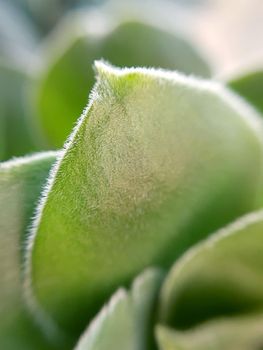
[1, 3, 263, 349]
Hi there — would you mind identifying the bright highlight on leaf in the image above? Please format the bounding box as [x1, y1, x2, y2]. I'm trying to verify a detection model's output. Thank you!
[25, 62, 263, 339]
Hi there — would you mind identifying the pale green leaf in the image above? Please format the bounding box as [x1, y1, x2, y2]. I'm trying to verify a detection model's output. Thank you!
[75, 269, 163, 350]
[158, 211, 263, 331]
[0, 152, 59, 349]
[229, 70, 263, 116]
[156, 314, 263, 350]
[26, 62, 263, 338]
[36, 18, 211, 147]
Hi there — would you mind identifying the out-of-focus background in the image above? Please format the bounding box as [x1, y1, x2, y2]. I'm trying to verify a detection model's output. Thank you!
[2, 0, 263, 74]
[1, 0, 263, 160]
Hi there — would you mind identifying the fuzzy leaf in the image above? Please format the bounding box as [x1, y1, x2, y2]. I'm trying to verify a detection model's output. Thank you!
[229, 70, 263, 116]
[26, 62, 263, 338]
[158, 211, 263, 331]
[156, 314, 263, 350]
[36, 19, 211, 147]
[75, 269, 163, 350]
[0, 152, 59, 349]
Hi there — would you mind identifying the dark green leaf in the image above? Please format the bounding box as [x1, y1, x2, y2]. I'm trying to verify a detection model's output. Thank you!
[0, 62, 42, 160]
[158, 211, 263, 330]
[229, 70, 263, 116]
[156, 314, 263, 350]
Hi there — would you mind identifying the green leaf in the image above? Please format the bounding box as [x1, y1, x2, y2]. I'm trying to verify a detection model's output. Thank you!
[229, 70, 263, 116]
[36, 18, 211, 147]
[75, 269, 163, 350]
[0, 61, 41, 161]
[158, 211, 263, 330]
[156, 314, 263, 350]
[0, 152, 59, 349]
[26, 62, 263, 338]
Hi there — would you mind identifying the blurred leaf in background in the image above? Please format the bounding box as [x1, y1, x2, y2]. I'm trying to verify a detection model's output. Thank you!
[229, 69, 263, 116]
[0, 62, 40, 161]
[35, 15, 210, 147]
[0, 0, 40, 161]
[24, 0, 106, 35]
